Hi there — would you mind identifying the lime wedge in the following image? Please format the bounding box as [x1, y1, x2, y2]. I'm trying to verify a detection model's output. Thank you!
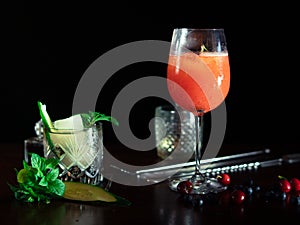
[17, 169, 29, 183]
[54, 114, 84, 130]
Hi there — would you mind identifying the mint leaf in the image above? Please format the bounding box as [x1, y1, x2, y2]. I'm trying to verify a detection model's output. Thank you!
[45, 158, 59, 169]
[23, 160, 30, 170]
[39, 177, 48, 187]
[8, 153, 65, 204]
[48, 179, 65, 196]
[81, 111, 119, 127]
[31, 153, 44, 169]
[46, 168, 59, 182]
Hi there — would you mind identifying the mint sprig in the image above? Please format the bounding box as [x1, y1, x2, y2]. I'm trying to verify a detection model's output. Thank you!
[38, 101, 119, 128]
[81, 111, 119, 127]
[8, 153, 65, 204]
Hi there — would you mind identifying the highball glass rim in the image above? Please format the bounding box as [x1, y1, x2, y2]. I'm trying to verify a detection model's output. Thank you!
[44, 123, 102, 134]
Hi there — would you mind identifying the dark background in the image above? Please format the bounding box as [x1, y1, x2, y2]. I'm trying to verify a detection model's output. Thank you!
[2, 1, 299, 151]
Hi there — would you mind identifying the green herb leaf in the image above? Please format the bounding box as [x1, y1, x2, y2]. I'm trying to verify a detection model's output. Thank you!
[8, 153, 65, 204]
[81, 111, 119, 127]
[46, 168, 59, 182]
[49, 179, 65, 196]
[45, 158, 59, 169]
[39, 177, 48, 187]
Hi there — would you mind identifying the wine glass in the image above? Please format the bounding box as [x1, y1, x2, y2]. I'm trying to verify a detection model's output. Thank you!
[167, 28, 230, 194]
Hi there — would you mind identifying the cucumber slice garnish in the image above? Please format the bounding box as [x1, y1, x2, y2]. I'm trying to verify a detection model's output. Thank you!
[37, 101, 54, 129]
[63, 181, 117, 202]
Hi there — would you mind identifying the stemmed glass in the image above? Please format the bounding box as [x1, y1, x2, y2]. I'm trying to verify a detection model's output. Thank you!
[167, 28, 230, 194]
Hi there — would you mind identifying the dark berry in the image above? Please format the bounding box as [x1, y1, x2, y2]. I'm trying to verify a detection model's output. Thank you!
[276, 192, 287, 201]
[254, 185, 261, 192]
[231, 190, 246, 204]
[182, 194, 204, 207]
[217, 173, 231, 186]
[264, 190, 276, 202]
[290, 196, 300, 205]
[183, 194, 193, 202]
[191, 196, 204, 207]
[177, 181, 193, 194]
[243, 186, 254, 196]
[242, 178, 254, 187]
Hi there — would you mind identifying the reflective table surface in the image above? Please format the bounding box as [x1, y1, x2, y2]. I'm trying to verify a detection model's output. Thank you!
[1, 143, 300, 225]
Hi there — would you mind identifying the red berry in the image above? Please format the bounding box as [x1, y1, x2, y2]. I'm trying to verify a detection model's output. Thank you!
[231, 190, 246, 204]
[278, 179, 291, 193]
[217, 173, 231, 186]
[177, 181, 193, 194]
[290, 178, 300, 191]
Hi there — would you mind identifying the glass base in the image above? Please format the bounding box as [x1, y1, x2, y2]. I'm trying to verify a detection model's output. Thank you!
[169, 176, 227, 195]
[58, 169, 112, 191]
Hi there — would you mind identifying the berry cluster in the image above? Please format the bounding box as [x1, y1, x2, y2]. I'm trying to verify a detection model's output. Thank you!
[264, 176, 300, 205]
[176, 174, 300, 207]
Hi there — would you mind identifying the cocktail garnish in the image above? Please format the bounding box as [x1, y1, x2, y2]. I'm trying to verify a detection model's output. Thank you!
[8, 154, 131, 205]
[37, 101, 54, 129]
[81, 111, 119, 127]
[200, 44, 208, 53]
[8, 153, 65, 204]
[37, 101, 119, 130]
[63, 181, 117, 202]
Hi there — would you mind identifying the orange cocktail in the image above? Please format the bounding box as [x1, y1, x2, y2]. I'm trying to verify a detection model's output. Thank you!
[167, 52, 230, 115]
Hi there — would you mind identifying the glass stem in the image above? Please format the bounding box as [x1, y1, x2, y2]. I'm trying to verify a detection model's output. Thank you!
[193, 111, 206, 181]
